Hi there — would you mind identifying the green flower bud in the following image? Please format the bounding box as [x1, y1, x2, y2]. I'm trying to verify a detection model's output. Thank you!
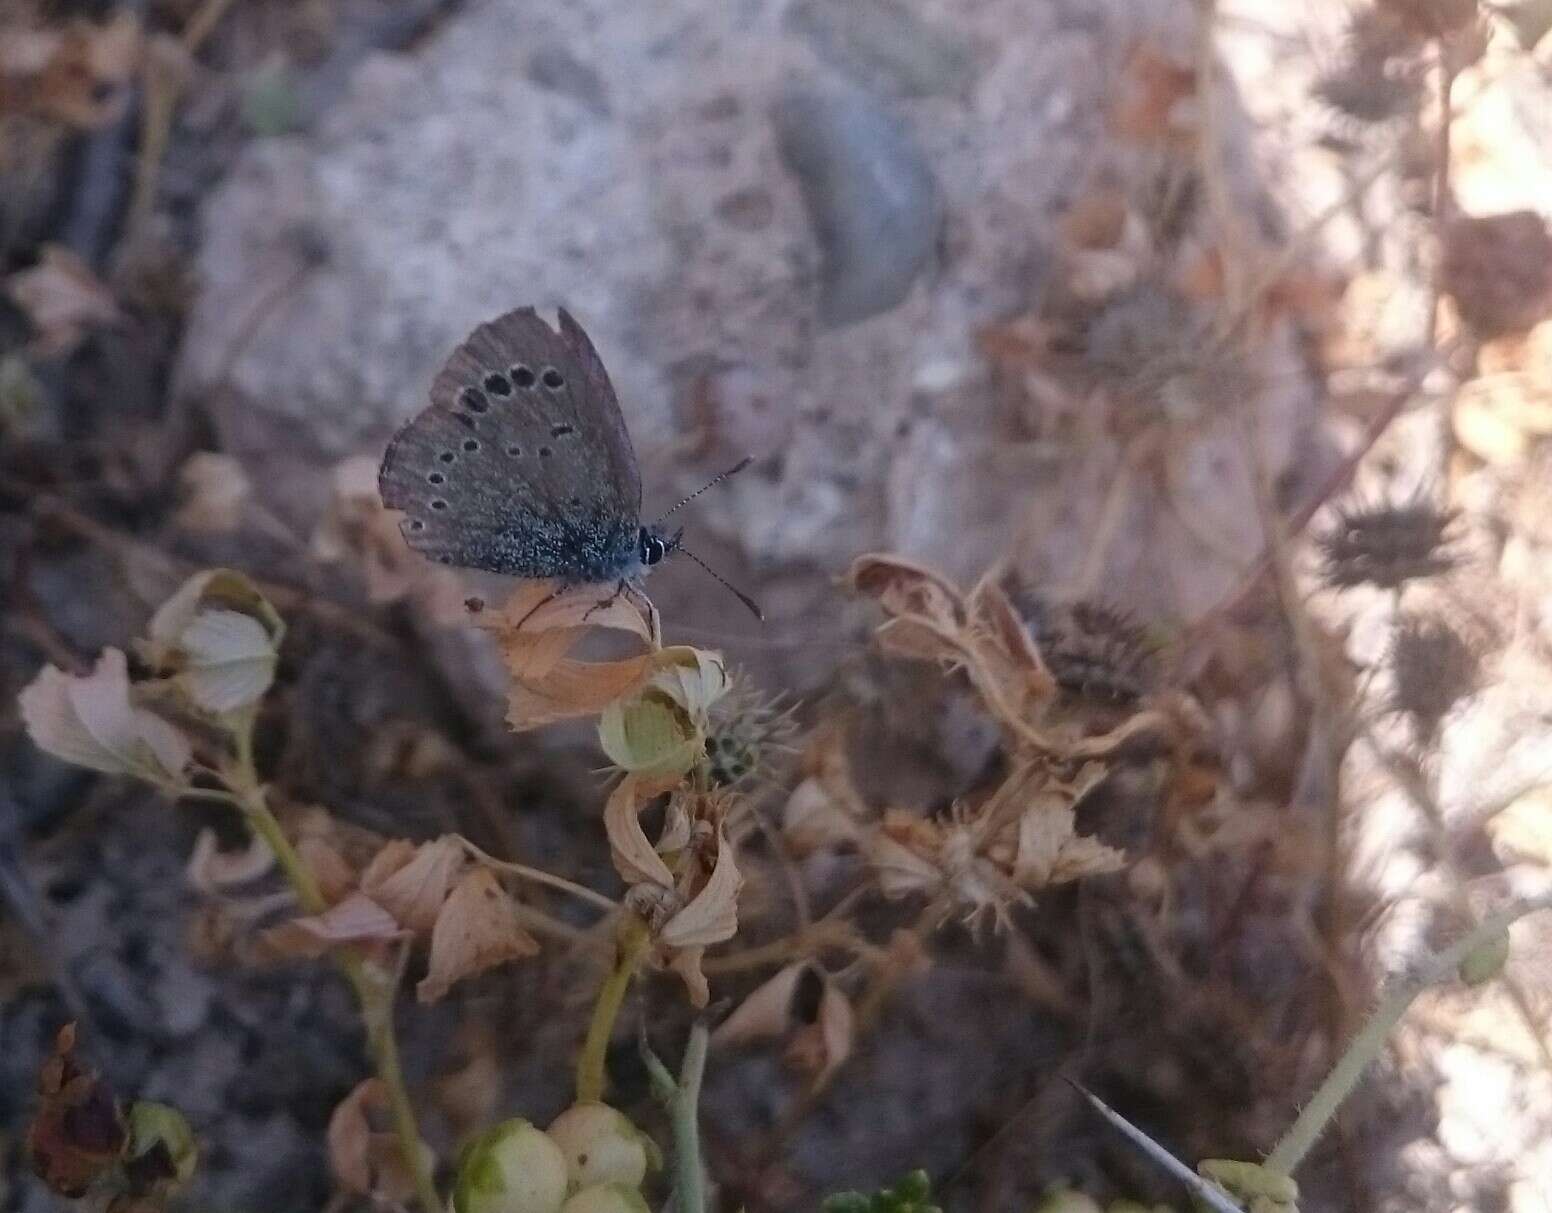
[124, 1101, 198, 1191]
[545, 1103, 655, 1192]
[559, 1183, 653, 1213]
[454, 1119, 569, 1213]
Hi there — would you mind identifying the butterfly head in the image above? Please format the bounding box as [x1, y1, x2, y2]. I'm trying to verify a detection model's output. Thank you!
[638, 524, 683, 569]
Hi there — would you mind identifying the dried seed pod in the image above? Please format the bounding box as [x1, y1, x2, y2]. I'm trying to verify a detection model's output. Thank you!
[1315, 497, 1458, 590]
[1389, 614, 1479, 739]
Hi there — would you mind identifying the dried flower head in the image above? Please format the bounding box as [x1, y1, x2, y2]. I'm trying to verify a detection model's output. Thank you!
[141, 569, 285, 715]
[1314, 9, 1424, 126]
[1315, 497, 1458, 590]
[19, 649, 192, 791]
[1012, 592, 1159, 704]
[1377, 0, 1479, 38]
[606, 780, 743, 1005]
[1389, 614, 1480, 739]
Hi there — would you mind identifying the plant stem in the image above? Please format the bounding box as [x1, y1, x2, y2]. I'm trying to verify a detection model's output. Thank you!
[225, 752, 441, 1212]
[1265, 895, 1552, 1175]
[670, 1024, 708, 1213]
[576, 914, 648, 1103]
[348, 958, 443, 1213]
[641, 1023, 709, 1213]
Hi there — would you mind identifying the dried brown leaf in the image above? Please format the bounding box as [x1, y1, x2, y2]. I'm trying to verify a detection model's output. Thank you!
[482, 581, 659, 730]
[417, 867, 539, 1002]
[7, 245, 123, 355]
[186, 828, 275, 894]
[360, 835, 464, 935]
[327, 1079, 430, 1202]
[259, 892, 404, 959]
[604, 775, 676, 888]
[713, 963, 811, 1046]
[173, 453, 251, 535]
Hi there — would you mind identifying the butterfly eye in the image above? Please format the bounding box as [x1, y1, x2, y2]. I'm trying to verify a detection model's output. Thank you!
[511, 365, 536, 389]
[541, 367, 565, 390]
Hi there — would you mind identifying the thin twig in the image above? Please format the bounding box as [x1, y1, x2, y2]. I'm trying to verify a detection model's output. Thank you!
[457, 838, 621, 914]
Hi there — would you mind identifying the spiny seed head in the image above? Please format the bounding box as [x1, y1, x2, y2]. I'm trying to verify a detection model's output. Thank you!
[1389, 614, 1479, 739]
[1315, 8, 1425, 126]
[1012, 591, 1158, 703]
[703, 673, 799, 789]
[1316, 497, 1458, 590]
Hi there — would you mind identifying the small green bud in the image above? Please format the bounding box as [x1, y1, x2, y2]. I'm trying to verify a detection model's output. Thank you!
[1458, 928, 1510, 986]
[558, 1183, 653, 1213]
[545, 1103, 653, 1192]
[124, 1101, 198, 1191]
[454, 1119, 569, 1213]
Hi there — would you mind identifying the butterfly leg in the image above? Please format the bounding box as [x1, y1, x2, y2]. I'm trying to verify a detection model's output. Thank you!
[513, 582, 574, 632]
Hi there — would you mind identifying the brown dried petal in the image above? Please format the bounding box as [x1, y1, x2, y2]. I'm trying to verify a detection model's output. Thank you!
[260, 892, 405, 959]
[417, 867, 539, 1003]
[713, 963, 811, 1046]
[186, 828, 275, 894]
[360, 836, 465, 935]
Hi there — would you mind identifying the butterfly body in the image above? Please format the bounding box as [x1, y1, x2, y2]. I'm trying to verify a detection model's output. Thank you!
[379, 307, 672, 586]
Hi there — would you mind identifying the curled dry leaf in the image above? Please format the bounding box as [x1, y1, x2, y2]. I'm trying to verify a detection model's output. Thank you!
[173, 453, 250, 535]
[297, 835, 358, 905]
[604, 775, 677, 888]
[186, 827, 276, 894]
[19, 649, 192, 789]
[417, 866, 539, 1003]
[713, 963, 812, 1046]
[785, 980, 855, 1089]
[0, 11, 140, 127]
[659, 825, 742, 951]
[1013, 805, 1127, 887]
[144, 570, 284, 714]
[359, 835, 465, 935]
[6, 245, 123, 355]
[26, 1024, 126, 1199]
[782, 776, 863, 856]
[328, 1079, 433, 1202]
[481, 580, 661, 730]
[259, 891, 405, 960]
[313, 455, 466, 618]
[609, 779, 744, 1006]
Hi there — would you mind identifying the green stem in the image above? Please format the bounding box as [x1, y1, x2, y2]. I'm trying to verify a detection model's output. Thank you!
[348, 958, 443, 1213]
[1265, 895, 1552, 1175]
[641, 1023, 709, 1213]
[576, 915, 647, 1103]
[670, 1024, 708, 1213]
[225, 752, 441, 1212]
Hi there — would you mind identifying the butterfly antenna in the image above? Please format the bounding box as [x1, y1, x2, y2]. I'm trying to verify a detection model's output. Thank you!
[676, 545, 764, 621]
[656, 456, 754, 521]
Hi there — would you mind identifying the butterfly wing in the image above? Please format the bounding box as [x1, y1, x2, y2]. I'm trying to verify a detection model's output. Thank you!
[379, 307, 644, 578]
